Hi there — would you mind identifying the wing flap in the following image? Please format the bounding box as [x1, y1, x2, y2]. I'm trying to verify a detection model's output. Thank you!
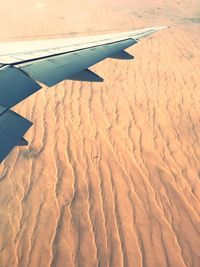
[0, 66, 41, 108]
[0, 107, 32, 163]
[19, 39, 137, 87]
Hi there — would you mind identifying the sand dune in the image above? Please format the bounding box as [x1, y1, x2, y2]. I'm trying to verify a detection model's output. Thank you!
[0, 1, 200, 266]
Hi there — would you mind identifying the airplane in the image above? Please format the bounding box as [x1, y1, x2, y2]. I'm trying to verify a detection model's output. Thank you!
[0, 26, 168, 163]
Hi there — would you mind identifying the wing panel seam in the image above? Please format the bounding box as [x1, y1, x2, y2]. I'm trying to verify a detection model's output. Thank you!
[7, 38, 137, 66]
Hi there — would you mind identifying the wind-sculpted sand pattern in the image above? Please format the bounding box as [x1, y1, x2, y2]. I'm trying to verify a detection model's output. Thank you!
[0, 1, 200, 267]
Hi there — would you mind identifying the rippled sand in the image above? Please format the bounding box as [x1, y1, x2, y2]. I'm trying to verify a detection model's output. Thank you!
[0, 1, 200, 266]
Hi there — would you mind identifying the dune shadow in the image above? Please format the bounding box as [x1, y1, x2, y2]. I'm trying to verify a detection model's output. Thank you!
[19, 147, 40, 160]
[0, 169, 8, 181]
[181, 17, 200, 24]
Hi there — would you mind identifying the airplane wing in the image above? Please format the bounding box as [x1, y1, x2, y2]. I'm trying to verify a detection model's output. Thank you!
[0, 26, 168, 163]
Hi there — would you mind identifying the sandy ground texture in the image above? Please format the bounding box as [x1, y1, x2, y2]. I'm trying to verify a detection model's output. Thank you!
[0, 0, 200, 266]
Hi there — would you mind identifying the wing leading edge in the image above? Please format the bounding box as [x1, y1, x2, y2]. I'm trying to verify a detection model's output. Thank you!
[0, 26, 168, 163]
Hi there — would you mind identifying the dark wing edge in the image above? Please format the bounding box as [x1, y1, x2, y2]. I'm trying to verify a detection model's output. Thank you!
[0, 38, 137, 163]
[0, 106, 32, 163]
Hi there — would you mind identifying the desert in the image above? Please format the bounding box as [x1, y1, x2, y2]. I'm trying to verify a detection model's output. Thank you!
[0, 0, 200, 266]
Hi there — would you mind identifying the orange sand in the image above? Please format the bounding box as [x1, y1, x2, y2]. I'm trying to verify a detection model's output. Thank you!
[0, 1, 200, 266]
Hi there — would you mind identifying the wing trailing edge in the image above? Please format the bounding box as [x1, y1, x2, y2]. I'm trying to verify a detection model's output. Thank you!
[0, 65, 41, 109]
[0, 106, 32, 163]
[18, 39, 137, 87]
